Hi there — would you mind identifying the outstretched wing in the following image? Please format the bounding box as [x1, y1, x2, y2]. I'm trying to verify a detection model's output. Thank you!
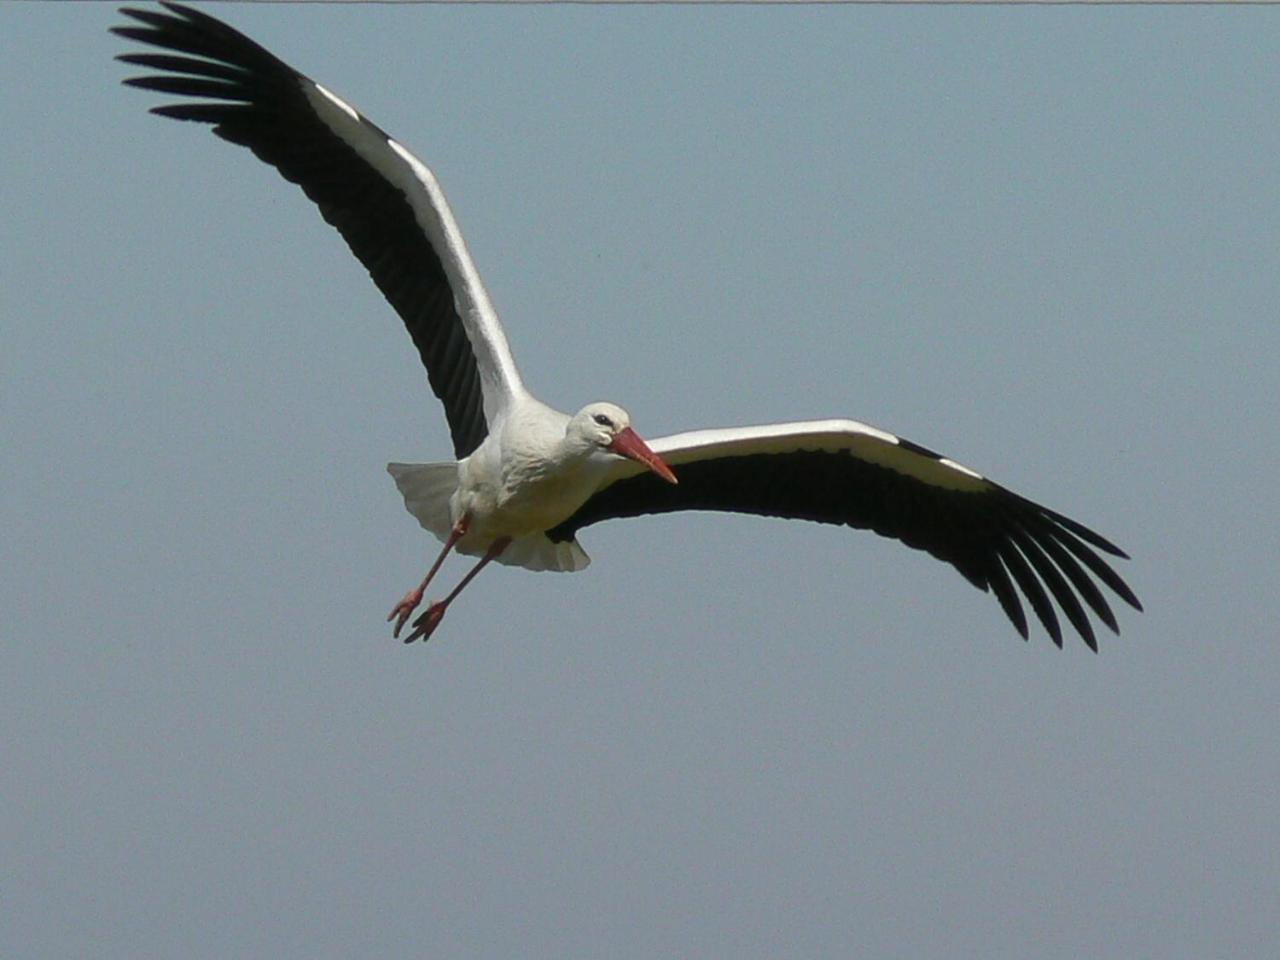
[114, 2, 527, 458]
[549, 420, 1142, 650]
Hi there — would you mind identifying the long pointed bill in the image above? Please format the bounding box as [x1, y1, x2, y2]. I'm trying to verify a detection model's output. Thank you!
[608, 427, 678, 484]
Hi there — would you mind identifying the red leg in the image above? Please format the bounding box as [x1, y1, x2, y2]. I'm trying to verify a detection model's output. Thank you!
[387, 515, 469, 638]
[402, 536, 511, 644]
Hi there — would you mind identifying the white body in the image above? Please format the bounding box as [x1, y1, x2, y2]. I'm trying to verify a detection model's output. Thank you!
[389, 396, 619, 572]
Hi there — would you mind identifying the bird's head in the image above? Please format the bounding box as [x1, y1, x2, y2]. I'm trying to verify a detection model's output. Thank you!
[568, 402, 678, 484]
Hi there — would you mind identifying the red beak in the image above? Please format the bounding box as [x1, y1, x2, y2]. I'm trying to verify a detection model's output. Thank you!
[608, 427, 678, 484]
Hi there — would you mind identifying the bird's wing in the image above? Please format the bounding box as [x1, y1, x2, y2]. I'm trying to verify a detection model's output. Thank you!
[548, 420, 1142, 650]
[113, 2, 527, 459]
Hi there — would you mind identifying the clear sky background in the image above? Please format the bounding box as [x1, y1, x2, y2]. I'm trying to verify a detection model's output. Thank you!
[3, 2, 1278, 957]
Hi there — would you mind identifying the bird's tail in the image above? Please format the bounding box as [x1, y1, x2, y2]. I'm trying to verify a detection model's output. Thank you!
[386, 461, 591, 573]
[387, 462, 457, 542]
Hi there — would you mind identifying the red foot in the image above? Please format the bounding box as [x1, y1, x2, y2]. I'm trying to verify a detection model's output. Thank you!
[402, 602, 447, 644]
[387, 589, 424, 639]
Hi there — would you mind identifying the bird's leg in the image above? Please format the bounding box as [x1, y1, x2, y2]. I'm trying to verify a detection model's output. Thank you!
[387, 514, 470, 638]
[402, 536, 511, 644]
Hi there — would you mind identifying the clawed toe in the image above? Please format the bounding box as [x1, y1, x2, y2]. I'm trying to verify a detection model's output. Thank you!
[402, 603, 446, 644]
[387, 591, 423, 639]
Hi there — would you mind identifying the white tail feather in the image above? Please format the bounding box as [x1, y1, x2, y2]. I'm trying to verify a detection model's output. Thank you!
[386, 462, 591, 573]
[387, 462, 457, 540]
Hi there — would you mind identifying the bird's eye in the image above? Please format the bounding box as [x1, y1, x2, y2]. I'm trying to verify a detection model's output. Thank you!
[593, 413, 613, 427]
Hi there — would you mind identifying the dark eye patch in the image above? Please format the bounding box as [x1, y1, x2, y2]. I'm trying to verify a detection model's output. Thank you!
[593, 413, 613, 427]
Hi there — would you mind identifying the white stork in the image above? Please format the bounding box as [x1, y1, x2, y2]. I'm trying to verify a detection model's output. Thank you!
[115, 2, 1141, 649]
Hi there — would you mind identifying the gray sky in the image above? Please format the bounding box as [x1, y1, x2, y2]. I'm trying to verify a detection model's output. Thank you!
[4, 3, 1277, 957]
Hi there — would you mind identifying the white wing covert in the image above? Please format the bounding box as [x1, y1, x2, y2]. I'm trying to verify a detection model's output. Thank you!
[114, 1, 526, 458]
[549, 420, 1142, 650]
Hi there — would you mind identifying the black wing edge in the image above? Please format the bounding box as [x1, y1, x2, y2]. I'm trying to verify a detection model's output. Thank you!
[112, 2, 490, 459]
[547, 450, 1142, 651]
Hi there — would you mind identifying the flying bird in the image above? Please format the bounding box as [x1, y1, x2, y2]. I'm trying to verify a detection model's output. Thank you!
[114, 2, 1141, 649]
